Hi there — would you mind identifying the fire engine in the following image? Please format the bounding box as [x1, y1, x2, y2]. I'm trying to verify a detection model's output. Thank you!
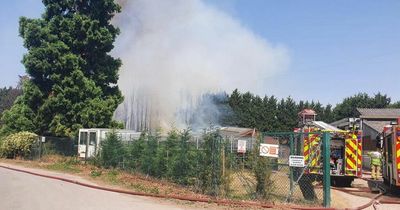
[302, 127, 362, 187]
[299, 109, 362, 187]
[381, 124, 400, 189]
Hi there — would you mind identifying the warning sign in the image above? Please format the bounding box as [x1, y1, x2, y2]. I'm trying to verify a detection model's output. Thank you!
[259, 143, 279, 158]
[289, 155, 305, 167]
[237, 140, 247, 153]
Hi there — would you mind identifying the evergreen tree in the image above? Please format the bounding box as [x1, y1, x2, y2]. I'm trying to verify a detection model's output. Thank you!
[1, 0, 123, 137]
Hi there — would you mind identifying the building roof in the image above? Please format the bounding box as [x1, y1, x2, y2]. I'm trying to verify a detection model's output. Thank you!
[298, 109, 316, 116]
[312, 121, 343, 132]
[330, 118, 350, 128]
[363, 120, 392, 133]
[220, 127, 256, 137]
[357, 108, 400, 119]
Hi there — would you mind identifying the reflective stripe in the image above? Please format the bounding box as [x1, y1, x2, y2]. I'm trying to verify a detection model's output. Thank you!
[345, 136, 357, 175]
[310, 134, 321, 173]
[357, 133, 363, 177]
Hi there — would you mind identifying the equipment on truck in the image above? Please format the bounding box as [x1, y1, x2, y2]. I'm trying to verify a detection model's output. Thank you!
[77, 128, 141, 159]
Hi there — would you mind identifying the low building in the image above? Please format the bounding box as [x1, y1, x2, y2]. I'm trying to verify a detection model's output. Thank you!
[219, 127, 257, 153]
[358, 108, 400, 152]
[331, 108, 400, 152]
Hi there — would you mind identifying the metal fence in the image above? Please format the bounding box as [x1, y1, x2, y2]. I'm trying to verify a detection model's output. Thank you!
[192, 131, 330, 206]
[29, 136, 77, 160]
[28, 131, 331, 207]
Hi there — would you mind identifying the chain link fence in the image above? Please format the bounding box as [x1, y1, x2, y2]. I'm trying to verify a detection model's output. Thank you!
[195, 132, 326, 205]
[29, 136, 77, 160]
[27, 130, 330, 207]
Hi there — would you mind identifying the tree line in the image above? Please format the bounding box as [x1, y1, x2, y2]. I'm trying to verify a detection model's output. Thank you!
[220, 89, 400, 132]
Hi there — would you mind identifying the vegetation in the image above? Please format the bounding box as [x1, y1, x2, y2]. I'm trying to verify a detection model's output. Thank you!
[223, 89, 400, 131]
[1, 0, 123, 137]
[0, 131, 38, 158]
[94, 128, 253, 198]
[99, 131, 126, 168]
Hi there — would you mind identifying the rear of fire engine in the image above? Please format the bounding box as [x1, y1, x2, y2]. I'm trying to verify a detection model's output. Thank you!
[303, 128, 362, 187]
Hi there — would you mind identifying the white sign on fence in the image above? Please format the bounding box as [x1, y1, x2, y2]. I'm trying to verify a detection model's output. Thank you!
[289, 155, 305, 167]
[237, 140, 247, 153]
[259, 143, 279, 158]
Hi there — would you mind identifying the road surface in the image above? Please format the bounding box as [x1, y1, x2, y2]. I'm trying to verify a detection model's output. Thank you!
[0, 166, 199, 210]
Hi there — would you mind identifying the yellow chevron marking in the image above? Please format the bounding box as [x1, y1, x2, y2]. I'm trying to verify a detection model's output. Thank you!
[304, 155, 309, 163]
[397, 148, 400, 158]
[347, 139, 358, 151]
[345, 146, 355, 157]
[346, 158, 356, 169]
[304, 144, 309, 152]
[311, 157, 317, 166]
[397, 162, 400, 170]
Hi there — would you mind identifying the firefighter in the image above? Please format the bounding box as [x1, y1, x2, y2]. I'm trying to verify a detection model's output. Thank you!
[368, 149, 382, 180]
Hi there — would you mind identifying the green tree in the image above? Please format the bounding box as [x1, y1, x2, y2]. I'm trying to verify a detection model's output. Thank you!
[332, 93, 391, 120]
[2, 0, 123, 137]
[276, 97, 297, 131]
[170, 129, 193, 185]
[100, 131, 125, 168]
[140, 132, 160, 176]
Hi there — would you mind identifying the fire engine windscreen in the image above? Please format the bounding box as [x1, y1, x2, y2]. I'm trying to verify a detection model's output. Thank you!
[113, 0, 290, 131]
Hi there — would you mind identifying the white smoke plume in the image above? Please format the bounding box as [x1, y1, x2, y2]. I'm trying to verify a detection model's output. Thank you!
[113, 0, 290, 131]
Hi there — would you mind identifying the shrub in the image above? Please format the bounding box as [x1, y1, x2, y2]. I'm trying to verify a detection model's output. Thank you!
[99, 130, 126, 168]
[197, 129, 224, 196]
[140, 132, 160, 176]
[251, 136, 273, 199]
[0, 131, 38, 158]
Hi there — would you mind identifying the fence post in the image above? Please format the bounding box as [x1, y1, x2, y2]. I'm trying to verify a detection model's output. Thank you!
[322, 132, 331, 207]
[289, 134, 294, 194]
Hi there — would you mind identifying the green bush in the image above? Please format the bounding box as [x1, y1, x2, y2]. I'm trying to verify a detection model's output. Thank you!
[251, 137, 273, 199]
[140, 132, 160, 176]
[0, 131, 38, 158]
[198, 130, 224, 195]
[99, 130, 126, 168]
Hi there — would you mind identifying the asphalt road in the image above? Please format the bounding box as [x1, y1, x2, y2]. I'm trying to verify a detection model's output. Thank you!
[0, 167, 194, 210]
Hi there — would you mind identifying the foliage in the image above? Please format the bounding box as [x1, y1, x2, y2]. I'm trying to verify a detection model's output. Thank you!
[99, 130, 125, 168]
[198, 129, 224, 196]
[46, 157, 81, 173]
[2, 0, 123, 137]
[0, 131, 38, 158]
[251, 137, 273, 199]
[0, 86, 22, 121]
[127, 132, 146, 169]
[332, 92, 392, 121]
[225, 90, 398, 131]
[140, 131, 160, 176]
[169, 129, 196, 185]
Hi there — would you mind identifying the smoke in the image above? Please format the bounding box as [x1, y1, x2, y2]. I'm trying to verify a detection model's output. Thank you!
[113, 0, 290, 131]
